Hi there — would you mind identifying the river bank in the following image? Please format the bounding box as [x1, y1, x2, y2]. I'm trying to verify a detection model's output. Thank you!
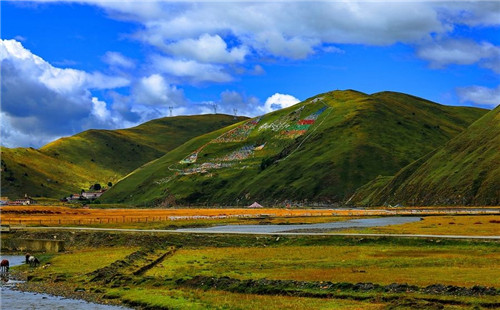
[0, 254, 130, 310]
[2, 228, 499, 309]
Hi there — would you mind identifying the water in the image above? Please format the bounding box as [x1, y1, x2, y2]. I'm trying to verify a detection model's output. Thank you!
[176, 216, 421, 234]
[0, 255, 129, 310]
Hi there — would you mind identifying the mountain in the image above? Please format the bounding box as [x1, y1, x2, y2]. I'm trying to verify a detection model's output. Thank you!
[351, 105, 500, 206]
[1, 114, 247, 198]
[101, 90, 487, 207]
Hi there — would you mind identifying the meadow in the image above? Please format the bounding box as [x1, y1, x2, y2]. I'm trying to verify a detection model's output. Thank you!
[7, 230, 500, 310]
[339, 215, 500, 236]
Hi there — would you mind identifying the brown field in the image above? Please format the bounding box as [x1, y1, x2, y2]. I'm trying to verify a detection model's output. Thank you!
[1, 206, 499, 231]
[341, 215, 500, 236]
[0, 205, 361, 226]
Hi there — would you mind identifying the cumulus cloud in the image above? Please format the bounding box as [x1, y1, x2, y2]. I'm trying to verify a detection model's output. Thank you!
[456, 85, 500, 108]
[133, 74, 185, 107]
[0, 39, 130, 147]
[417, 39, 500, 73]
[260, 93, 301, 113]
[218, 90, 260, 116]
[20, 2, 500, 78]
[0, 40, 129, 93]
[84, 1, 447, 60]
[151, 56, 233, 83]
[436, 2, 500, 27]
[102, 51, 135, 68]
[164, 34, 247, 64]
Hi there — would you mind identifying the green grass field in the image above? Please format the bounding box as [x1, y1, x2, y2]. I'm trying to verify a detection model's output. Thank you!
[8, 231, 500, 310]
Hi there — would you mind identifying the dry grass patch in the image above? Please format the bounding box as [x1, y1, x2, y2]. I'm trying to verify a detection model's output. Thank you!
[342, 215, 500, 236]
[146, 244, 500, 287]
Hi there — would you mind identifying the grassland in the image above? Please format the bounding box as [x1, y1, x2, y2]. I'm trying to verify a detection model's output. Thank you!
[1, 114, 246, 199]
[7, 230, 500, 310]
[146, 244, 500, 287]
[338, 215, 500, 236]
[103, 90, 487, 207]
[354, 105, 500, 206]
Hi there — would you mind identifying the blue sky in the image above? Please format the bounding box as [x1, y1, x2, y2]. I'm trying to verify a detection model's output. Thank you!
[1, 1, 499, 147]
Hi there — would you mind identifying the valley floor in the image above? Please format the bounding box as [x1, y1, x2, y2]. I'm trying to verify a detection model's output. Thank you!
[2, 224, 500, 310]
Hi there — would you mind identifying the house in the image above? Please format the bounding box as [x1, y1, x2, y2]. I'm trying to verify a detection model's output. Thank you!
[0, 197, 9, 206]
[81, 190, 105, 200]
[248, 202, 263, 208]
[67, 194, 82, 201]
[9, 197, 37, 205]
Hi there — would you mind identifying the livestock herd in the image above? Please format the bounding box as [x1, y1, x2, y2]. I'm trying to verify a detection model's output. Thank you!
[0, 253, 40, 275]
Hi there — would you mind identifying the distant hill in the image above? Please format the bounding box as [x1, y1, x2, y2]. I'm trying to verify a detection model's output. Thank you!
[351, 105, 499, 206]
[101, 90, 487, 206]
[1, 114, 247, 198]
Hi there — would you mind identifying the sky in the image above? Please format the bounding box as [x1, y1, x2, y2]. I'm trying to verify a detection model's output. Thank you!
[1, 1, 499, 148]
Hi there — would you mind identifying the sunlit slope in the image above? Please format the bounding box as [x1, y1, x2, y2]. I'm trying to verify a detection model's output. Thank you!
[102, 90, 486, 206]
[1, 114, 246, 198]
[1, 147, 109, 198]
[353, 105, 500, 206]
[41, 115, 247, 176]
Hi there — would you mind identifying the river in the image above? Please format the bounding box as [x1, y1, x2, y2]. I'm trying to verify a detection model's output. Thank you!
[0, 255, 129, 310]
[176, 216, 421, 233]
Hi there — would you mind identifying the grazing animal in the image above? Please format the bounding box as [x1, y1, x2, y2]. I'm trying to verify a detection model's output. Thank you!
[0, 259, 9, 272]
[28, 256, 40, 267]
[25, 253, 31, 264]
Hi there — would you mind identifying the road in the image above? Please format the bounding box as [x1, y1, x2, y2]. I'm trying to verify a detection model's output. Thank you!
[9, 226, 500, 240]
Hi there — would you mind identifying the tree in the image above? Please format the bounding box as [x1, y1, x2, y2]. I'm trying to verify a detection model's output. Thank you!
[107, 182, 113, 187]
[91, 183, 101, 191]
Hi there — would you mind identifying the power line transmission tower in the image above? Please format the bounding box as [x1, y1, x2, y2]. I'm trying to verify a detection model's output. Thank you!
[233, 108, 238, 120]
[212, 103, 217, 114]
[169, 106, 173, 117]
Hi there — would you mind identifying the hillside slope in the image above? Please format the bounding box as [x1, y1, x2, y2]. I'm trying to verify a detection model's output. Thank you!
[102, 90, 487, 206]
[1, 114, 246, 198]
[352, 105, 500, 206]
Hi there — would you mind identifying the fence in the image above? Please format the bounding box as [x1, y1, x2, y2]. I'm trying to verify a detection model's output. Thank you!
[1, 209, 498, 226]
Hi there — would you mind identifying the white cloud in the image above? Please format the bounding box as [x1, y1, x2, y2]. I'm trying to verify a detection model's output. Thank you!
[417, 39, 500, 73]
[133, 74, 185, 107]
[81, 2, 447, 60]
[165, 34, 247, 64]
[14, 35, 26, 42]
[20, 2, 500, 79]
[91, 97, 111, 121]
[456, 85, 500, 108]
[251, 64, 265, 75]
[0, 39, 131, 147]
[0, 39, 129, 94]
[218, 90, 260, 116]
[260, 93, 300, 113]
[102, 51, 135, 68]
[152, 56, 233, 83]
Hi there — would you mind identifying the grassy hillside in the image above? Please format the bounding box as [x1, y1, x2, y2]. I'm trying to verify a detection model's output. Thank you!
[1, 114, 246, 198]
[352, 105, 500, 206]
[102, 90, 487, 206]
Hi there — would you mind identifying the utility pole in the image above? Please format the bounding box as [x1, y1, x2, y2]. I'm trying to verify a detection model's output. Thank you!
[169, 106, 173, 117]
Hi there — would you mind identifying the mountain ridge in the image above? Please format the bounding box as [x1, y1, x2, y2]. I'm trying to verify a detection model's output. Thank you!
[1, 114, 247, 198]
[101, 90, 487, 206]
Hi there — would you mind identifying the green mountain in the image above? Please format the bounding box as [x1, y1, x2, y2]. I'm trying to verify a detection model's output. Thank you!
[1, 114, 246, 198]
[101, 90, 487, 207]
[351, 105, 500, 206]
